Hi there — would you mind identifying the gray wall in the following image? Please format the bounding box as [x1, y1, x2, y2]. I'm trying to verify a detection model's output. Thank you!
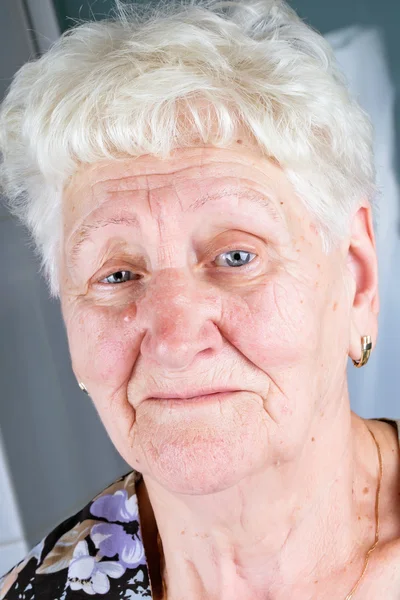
[0, 1, 34, 98]
[291, 0, 400, 207]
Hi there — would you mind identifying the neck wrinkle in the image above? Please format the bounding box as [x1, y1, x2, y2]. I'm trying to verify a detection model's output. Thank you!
[138, 412, 379, 599]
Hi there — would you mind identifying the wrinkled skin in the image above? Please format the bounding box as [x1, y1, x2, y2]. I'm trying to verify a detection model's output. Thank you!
[60, 144, 400, 599]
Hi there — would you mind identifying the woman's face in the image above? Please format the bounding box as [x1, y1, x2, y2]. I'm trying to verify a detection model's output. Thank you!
[60, 144, 376, 494]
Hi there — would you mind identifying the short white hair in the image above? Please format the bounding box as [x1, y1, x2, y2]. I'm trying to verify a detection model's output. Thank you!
[0, 0, 375, 297]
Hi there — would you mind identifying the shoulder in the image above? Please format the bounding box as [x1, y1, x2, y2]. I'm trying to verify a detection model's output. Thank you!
[0, 470, 152, 600]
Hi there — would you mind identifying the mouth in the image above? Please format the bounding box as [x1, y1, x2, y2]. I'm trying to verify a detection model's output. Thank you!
[148, 391, 239, 404]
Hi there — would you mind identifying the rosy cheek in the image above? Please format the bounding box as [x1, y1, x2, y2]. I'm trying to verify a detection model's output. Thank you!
[67, 304, 141, 390]
[219, 277, 319, 369]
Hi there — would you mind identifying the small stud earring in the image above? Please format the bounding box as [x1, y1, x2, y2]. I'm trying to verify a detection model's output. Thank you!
[78, 382, 89, 394]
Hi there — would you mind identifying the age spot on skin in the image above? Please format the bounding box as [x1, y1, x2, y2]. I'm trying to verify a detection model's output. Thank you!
[363, 487, 369, 495]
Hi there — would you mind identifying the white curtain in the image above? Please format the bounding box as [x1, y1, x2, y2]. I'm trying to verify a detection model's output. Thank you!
[327, 27, 400, 419]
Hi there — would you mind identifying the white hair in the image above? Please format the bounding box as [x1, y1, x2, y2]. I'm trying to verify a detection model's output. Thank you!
[0, 0, 375, 297]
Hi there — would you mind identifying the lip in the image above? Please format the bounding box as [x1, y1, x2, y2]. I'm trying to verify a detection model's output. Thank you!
[148, 390, 239, 402]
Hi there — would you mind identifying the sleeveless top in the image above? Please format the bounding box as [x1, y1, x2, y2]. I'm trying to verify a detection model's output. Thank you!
[1, 418, 399, 599]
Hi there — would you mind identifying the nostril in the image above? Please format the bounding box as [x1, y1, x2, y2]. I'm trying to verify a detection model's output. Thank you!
[198, 347, 214, 359]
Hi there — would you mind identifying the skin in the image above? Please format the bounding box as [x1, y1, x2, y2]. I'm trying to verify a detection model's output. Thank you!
[60, 143, 400, 599]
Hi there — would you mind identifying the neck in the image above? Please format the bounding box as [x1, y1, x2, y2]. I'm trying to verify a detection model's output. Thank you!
[139, 408, 380, 600]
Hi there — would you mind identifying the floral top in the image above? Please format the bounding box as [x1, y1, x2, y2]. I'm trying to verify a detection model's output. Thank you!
[0, 469, 152, 599]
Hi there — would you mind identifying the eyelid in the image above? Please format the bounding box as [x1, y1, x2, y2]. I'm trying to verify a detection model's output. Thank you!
[202, 235, 259, 255]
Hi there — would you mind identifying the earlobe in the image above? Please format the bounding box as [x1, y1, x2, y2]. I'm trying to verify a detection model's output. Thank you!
[346, 203, 379, 362]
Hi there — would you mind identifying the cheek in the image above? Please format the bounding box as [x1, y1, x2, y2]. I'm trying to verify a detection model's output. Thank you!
[219, 276, 321, 369]
[66, 302, 140, 391]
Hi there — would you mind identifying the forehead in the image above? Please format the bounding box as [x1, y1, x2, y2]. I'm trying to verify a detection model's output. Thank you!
[63, 146, 307, 235]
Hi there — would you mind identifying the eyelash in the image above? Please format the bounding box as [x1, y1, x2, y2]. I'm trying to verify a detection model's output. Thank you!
[99, 250, 257, 285]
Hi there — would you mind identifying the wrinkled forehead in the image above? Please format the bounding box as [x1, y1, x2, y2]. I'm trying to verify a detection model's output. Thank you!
[62, 146, 312, 240]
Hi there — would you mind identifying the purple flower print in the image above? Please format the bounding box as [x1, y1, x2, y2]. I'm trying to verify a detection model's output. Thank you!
[91, 523, 145, 569]
[89, 486, 146, 570]
[67, 540, 125, 595]
[90, 489, 139, 523]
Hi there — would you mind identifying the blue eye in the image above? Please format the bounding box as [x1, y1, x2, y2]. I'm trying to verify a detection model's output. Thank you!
[100, 270, 137, 284]
[214, 250, 256, 267]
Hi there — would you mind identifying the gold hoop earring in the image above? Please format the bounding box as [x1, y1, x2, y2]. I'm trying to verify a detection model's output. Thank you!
[352, 335, 372, 368]
[78, 382, 89, 394]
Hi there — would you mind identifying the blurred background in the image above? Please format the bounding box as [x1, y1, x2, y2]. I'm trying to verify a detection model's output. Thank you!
[0, 0, 399, 576]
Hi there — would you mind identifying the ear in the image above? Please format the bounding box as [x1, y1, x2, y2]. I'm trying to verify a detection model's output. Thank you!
[346, 202, 379, 363]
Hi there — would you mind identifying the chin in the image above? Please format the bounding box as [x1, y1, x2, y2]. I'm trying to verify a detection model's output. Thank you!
[141, 435, 264, 495]
[130, 393, 270, 493]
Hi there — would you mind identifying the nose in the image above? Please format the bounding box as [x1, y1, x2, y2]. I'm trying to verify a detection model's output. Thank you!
[137, 269, 222, 370]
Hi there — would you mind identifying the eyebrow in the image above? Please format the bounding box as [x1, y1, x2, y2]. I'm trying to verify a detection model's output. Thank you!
[186, 188, 282, 220]
[67, 215, 140, 269]
[67, 189, 284, 268]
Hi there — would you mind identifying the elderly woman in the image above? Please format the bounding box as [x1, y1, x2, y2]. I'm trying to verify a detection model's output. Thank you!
[0, 0, 399, 598]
